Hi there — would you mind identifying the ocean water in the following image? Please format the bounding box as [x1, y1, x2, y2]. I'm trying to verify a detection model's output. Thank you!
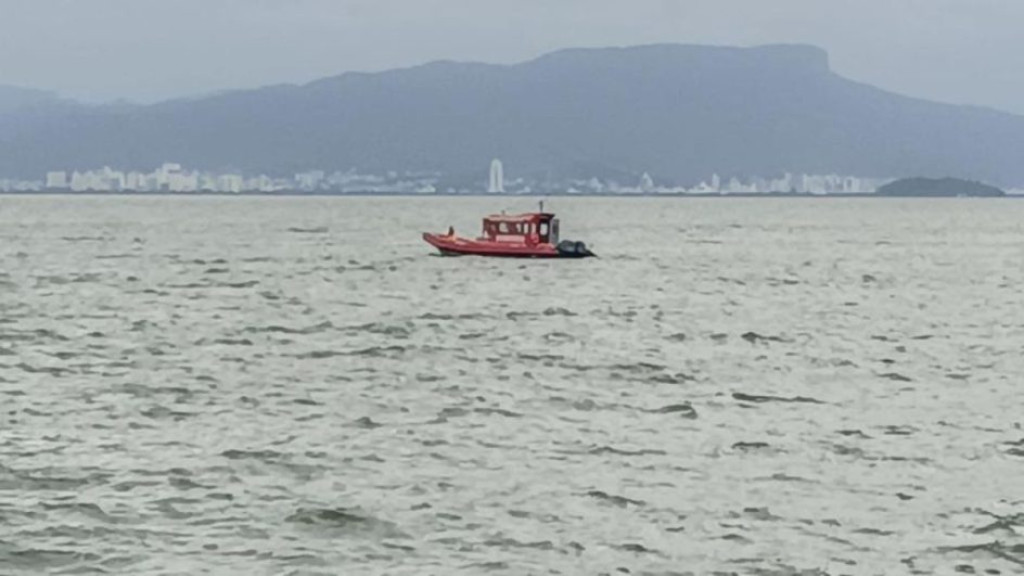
[1, 195, 1023, 576]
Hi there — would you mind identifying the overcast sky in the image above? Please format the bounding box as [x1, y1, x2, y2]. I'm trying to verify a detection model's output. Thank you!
[1, 0, 1020, 113]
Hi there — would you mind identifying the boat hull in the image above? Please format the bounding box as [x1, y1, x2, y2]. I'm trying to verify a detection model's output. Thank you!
[423, 233, 591, 258]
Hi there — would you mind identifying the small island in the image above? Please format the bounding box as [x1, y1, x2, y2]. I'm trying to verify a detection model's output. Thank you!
[876, 177, 1005, 197]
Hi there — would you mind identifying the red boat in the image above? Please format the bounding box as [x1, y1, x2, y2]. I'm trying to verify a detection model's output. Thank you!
[423, 204, 595, 258]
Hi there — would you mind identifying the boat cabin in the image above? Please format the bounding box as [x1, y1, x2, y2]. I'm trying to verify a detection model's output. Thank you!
[481, 212, 560, 245]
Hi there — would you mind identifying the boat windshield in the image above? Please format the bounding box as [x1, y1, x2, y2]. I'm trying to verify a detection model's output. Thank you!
[485, 220, 531, 236]
[498, 222, 527, 235]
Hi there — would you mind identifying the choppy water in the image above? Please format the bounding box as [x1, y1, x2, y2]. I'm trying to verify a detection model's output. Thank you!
[2, 196, 1023, 575]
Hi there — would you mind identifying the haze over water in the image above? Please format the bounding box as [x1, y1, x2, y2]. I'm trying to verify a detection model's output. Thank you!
[2, 196, 1023, 575]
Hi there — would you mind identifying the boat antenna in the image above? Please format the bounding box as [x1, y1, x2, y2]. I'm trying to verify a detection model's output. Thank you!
[539, 200, 545, 213]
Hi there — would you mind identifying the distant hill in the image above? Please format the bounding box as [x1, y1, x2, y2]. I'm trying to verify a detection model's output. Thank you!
[2, 44, 1024, 186]
[0, 85, 84, 146]
[876, 177, 1005, 197]
[0, 85, 62, 115]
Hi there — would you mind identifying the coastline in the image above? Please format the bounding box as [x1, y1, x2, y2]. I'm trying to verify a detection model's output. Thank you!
[1, 191, 1021, 198]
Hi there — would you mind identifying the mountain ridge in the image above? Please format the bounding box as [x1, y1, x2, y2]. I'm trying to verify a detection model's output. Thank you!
[0, 84, 65, 115]
[2, 44, 1023, 186]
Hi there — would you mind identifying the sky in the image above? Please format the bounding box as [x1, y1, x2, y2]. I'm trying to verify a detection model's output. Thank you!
[1, 0, 1020, 114]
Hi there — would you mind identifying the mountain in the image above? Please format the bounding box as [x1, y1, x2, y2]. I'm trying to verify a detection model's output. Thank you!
[0, 85, 86, 150]
[0, 85, 63, 115]
[2, 44, 1024, 186]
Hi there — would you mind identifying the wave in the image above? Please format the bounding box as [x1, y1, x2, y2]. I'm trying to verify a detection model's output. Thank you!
[732, 392, 824, 405]
[586, 490, 645, 507]
[286, 507, 407, 539]
[245, 321, 334, 335]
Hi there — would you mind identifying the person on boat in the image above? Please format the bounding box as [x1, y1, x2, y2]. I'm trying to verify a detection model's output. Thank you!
[447, 226, 455, 237]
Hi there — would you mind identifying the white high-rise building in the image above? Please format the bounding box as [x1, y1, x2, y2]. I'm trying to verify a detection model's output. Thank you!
[126, 172, 144, 191]
[488, 159, 505, 193]
[46, 171, 68, 189]
[168, 170, 198, 192]
[155, 163, 183, 190]
[218, 174, 243, 193]
[296, 170, 325, 191]
[639, 172, 655, 193]
[70, 171, 96, 192]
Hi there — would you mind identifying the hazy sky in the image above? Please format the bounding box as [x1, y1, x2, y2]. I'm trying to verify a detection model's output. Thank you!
[1, 0, 1020, 113]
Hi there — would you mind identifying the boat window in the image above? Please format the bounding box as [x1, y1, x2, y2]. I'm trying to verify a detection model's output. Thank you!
[498, 222, 525, 235]
[539, 222, 549, 236]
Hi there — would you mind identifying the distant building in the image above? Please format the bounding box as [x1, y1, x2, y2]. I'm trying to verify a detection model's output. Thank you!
[24, 161, 896, 196]
[46, 171, 68, 189]
[218, 174, 243, 193]
[0, 178, 43, 192]
[639, 172, 655, 193]
[125, 172, 144, 191]
[488, 159, 505, 193]
[296, 170, 325, 191]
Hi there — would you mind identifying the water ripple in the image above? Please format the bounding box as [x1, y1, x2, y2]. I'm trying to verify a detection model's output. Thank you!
[1, 197, 1022, 575]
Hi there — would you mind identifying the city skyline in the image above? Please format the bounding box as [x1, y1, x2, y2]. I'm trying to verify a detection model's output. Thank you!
[0, 160, 980, 196]
[5, 43, 1022, 190]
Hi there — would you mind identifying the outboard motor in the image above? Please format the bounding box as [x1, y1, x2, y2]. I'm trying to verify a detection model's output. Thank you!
[556, 240, 595, 258]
